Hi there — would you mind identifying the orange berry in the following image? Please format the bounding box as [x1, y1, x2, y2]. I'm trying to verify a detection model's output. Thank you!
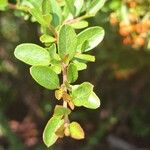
[123, 36, 132, 45]
[119, 24, 134, 36]
[133, 36, 145, 46]
[135, 23, 147, 33]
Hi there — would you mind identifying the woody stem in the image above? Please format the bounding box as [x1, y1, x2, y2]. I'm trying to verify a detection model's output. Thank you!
[62, 62, 69, 123]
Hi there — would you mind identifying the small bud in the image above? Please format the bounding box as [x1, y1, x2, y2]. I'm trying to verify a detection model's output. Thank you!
[55, 89, 63, 100]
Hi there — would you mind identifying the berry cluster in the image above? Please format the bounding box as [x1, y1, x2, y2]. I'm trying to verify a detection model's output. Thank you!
[110, 0, 150, 48]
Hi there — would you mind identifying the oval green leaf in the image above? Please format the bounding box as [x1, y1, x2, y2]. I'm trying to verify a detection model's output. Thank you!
[43, 116, 64, 147]
[30, 66, 60, 90]
[14, 43, 50, 66]
[58, 25, 77, 60]
[67, 63, 78, 83]
[69, 122, 85, 140]
[77, 27, 104, 52]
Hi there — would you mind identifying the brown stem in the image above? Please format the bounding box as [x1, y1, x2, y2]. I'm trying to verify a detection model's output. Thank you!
[62, 62, 69, 123]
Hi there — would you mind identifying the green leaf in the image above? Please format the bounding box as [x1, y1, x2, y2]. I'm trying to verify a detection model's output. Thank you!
[70, 21, 88, 29]
[58, 25, 77, 60]
[49, 0, 62, 27]
[83, 92, 100, 109]
[30, 7, 48, 26]
[54, 105, 71, 117]
[69, 122, 85, 140]
[42, 0, 51, 14]
[14, 43, 50, 66]
[65, 0, 75, 15]
[48, 44, 61, 61]
[40, 34, 56, 44]
[72, 84, 100, 109]
[67, 63, 78, 83]
[87, 0, 106, 15]
[43, 14, 52, 25]
[72, 82, 93, 106]
[77, 26, 104, 52]
[30, 66, 60, 90]
[73, 59, 87, 71]
[43, 116, 64, 147]
[75, 54, 95, 62]
[0, 0, 8, 11]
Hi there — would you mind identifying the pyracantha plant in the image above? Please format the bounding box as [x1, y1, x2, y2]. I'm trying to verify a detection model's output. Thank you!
[0, 0, 105, 147]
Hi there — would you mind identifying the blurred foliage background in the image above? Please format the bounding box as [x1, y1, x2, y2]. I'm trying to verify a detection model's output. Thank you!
[0, 0, 150, 150]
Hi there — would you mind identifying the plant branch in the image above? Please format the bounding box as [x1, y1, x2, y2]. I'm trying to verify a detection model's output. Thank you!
[62, 62, 69, 123]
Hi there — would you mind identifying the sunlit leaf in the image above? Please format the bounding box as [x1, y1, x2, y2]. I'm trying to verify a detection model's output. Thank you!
[69, 122, 85, 140]
[77, 26, 105, 52]
[83, 92, 100, 109]
[14, 43, 50, 66]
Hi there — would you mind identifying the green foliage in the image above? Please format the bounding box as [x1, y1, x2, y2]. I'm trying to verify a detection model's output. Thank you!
[54, 105, 71, 117]
[43, 116, 64, 147]
[14, 43, 50, 66]
[30, 66, 60, 90]
[1, 0, 106, 147]
[69, 122, 85, 140]
[67, 63, 78, 83]
[58, 25, 77, 60]
[71, 82, 93, 107]
[77, 27, 105, 52]
[0, 0, 8, 11]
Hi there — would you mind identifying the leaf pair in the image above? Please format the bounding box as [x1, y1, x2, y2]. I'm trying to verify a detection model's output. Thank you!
[58, 25, 104, 61]
[14, 44, 60, 90]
